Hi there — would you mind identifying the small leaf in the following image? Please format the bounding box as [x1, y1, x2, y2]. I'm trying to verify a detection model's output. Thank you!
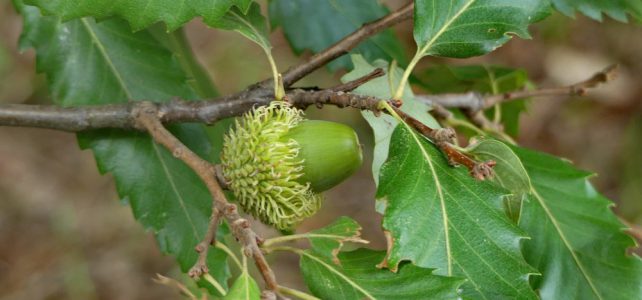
[377, 125, 538, 299]
[224, 271, 261, 300]
[300, 248, 463, 300]
[513, 146, 642, 299]
[307, 216, 369, 264]
[551, 0, 642, 22]
[210, 3, 271, 52]
[341, 55, 439, 185]
[413, 1, 550, 58]
[15, 2, 230, 292]
[269, 0, 406, 70]
[466, 138, 530, 222]
[24, 0, 253, 31]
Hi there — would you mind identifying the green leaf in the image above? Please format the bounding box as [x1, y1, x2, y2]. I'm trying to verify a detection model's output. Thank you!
[465, 138, 531, 222]
[307, 216, 369, 264]
[16, 2, 230, 291]
[24, 0, 253, 31]
[224, 271, 261, 300]
[513, 146, 642, 299]
[551, 0, 642, 22]
[149, 26, 234, 164]
[377, 125, 538, 299]
[413, 0, 550, 58]
[300, 248, 463, 300]
[269, 0, 406, 70]
[418, 64, 531, 137]
[211, 3, 271, 51]
[151, 27, 220, 98]
[341, 55, 439, 185]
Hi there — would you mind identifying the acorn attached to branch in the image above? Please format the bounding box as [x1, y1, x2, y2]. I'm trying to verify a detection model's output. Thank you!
[221, 101, 363, 229]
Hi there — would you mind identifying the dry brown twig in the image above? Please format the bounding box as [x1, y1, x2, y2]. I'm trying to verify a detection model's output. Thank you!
[483, 64, 619, 109]
[418, 64, 619, 130]
[279, 3, 414, 87]
[418, 64, 619, 111]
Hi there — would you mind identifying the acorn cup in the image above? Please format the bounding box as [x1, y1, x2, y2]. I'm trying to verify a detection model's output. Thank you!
[220, 101, 363, 229]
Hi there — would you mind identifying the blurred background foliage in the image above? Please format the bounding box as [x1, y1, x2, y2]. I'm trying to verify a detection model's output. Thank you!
[0, 1, 641, 299]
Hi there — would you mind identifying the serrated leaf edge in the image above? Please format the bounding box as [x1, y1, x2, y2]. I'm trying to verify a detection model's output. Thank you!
[529, 187, 602, 298]
[79, 17, 201, 241]
[381, 121, 453, 274]
[483, 141, 608, 298]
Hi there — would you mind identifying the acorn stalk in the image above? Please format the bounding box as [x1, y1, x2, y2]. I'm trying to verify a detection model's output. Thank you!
[220, 102, 362, 229]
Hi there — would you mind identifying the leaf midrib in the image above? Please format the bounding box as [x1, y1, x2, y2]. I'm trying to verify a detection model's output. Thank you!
[302, 250, 376, 299]
[529, 187, 603, 299]
[81, 18, 132, 100]
[418, 0, 477, 56]
[229, 10, 269, 49]
[400, 125, 452, 275]
[80, 17, 201, 240]
[402, 129, 538, 298]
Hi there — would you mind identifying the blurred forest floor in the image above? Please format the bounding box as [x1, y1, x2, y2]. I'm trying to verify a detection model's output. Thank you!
[0, 1, 641, 299]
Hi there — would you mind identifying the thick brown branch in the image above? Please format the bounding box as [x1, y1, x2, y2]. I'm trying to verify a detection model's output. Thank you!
[133, 102, 279, 293]
[0, 103, 132, 131]
[0, 90, 382, 132]
[280, 2, 414, 87]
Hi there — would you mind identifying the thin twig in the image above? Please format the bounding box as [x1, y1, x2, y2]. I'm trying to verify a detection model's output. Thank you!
[132, 101, 280, 294]
[417, 92, 485, 111]
[483, 64, 618, 109]
[390, 104, 496, 180]
[328, 68, 385, 92]
[188, 207, 222, 277]
[465, 110, 503, 132]
[418, 65, 619, 112]
[280, 2, 414, 87]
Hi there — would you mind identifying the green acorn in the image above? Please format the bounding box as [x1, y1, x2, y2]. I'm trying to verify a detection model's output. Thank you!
[221, 101, 363, 229]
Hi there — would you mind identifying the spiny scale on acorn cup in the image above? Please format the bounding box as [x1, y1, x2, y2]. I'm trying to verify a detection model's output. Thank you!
[220, 101, 363, 229]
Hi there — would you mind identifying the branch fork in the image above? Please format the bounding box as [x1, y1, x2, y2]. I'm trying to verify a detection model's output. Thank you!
[132, 101, 280, 294]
